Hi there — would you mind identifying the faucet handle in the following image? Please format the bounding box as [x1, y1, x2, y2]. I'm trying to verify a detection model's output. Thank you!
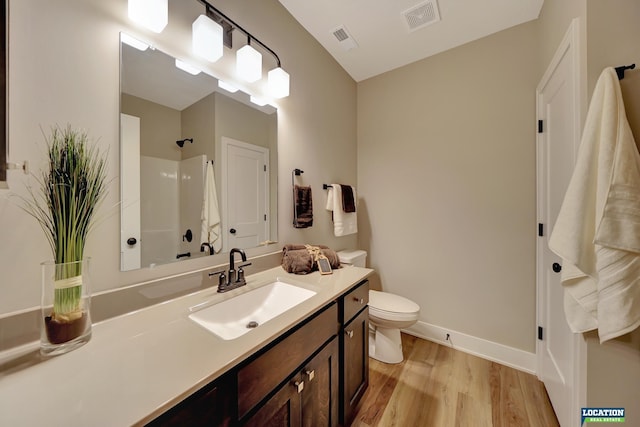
[237, 263, 252, 283]
[208, 270, 227, 289]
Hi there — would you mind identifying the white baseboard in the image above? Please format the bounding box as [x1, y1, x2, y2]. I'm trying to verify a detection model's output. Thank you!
[403, 321, 537, 374]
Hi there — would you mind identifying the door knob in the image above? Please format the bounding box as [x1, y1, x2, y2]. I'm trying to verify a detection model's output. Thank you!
[230, 228, 237, 234]
[552, 262, 562, 273]
[126, 237, 137, 246]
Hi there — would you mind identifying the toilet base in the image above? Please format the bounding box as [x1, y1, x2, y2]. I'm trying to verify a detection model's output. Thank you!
[369, 325, 404, 364]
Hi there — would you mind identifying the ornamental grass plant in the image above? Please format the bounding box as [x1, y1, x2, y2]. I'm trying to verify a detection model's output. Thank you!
[22, 125, 108, 339]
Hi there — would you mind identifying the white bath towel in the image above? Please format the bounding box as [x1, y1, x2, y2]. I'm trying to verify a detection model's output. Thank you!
[549, 67, 640, 342]
[325, 184, 358, 236]
[201, 162, 222, 253]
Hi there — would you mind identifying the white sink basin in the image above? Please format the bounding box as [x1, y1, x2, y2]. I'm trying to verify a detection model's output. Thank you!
[189, 280, 317, 340]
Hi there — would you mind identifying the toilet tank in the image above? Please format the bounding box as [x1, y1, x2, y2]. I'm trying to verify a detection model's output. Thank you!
[337, 250, 367, 268]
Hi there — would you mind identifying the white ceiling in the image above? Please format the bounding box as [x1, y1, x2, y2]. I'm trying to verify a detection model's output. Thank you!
[278, 0, 544, 82]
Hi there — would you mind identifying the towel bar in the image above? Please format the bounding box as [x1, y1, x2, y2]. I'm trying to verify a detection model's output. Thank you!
[615, 63, 635, 80]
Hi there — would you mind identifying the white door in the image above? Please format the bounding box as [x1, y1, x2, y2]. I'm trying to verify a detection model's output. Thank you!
[221, 137, 269, 251]
[536, 19, 586, 427]
[120, 113, 141, 271]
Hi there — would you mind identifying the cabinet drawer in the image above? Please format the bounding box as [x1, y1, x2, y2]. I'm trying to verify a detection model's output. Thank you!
[342, 280, 368, 324]
[238, 303, 339, 419]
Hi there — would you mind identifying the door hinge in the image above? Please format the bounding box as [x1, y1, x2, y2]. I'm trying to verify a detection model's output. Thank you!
[264, 214, 267, 221]
[538, 119, 543, 133]
[538, 223, 544, 237]
[264, 164, 267, 172]
[538, 326, 543, 340]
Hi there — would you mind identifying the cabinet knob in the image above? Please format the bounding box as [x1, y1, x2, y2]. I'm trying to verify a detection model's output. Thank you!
[353, 297, 364, 304]
[305, 369, 315, 381]
[345, 329, 354, 339]
[293, 380, 304, 393]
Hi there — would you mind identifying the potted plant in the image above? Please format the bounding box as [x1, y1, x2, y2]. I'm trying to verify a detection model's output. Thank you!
[22, 125, 108, 355]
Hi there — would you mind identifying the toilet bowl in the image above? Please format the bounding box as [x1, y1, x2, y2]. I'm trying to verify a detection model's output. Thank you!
[337, 250, 421, 364]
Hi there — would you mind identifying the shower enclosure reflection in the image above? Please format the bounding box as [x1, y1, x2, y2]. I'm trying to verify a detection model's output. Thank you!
[120, 35, 278, 271]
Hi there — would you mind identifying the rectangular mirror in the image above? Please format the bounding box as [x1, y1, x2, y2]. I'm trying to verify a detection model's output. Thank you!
[120, 34, 278, 271]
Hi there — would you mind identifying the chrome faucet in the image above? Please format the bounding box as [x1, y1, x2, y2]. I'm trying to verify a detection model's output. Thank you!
[209, 247, 252, 293]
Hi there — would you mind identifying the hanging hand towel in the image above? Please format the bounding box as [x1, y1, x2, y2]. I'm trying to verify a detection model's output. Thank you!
[340, 184, 356, 213]
[549, 67, 640, 342]
[325, 184, 357, 236]
[293, 185, 313, 228]
[201, 161, 222, 253]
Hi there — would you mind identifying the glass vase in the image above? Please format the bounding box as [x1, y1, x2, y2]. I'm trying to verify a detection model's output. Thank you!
[40, 258, 92, 356]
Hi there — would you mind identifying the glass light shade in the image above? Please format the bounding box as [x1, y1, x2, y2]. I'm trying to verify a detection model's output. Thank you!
[128, 0, 168, 33]
[192, 15, 223, 62]
[268, 67, 290, 98]
[237, 45, 262, 83]
[175, 59, 201, 75]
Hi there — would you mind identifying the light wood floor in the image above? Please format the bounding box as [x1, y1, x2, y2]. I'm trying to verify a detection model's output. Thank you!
[351, 334, 559, 427]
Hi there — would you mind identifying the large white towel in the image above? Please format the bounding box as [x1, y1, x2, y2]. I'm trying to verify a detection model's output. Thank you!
[201, 162, 222, 253]
[549, 67, 640, 342]
[325, 184, 357, 236]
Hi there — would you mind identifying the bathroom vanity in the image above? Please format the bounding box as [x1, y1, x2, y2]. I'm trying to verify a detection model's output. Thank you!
[0, 265, 372, 427]
[147, 278, 369, 426]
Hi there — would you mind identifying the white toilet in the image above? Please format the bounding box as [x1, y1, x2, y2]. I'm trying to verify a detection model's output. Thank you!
[337, 250, 420, 364]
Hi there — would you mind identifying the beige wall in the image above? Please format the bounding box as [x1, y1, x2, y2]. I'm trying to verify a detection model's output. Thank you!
[121, 93, 182, 161]
[584, 0, 640, 422]
[0, 0, 356, 316]
[180, 93, 215, 161]
[357, 21, 540, 352]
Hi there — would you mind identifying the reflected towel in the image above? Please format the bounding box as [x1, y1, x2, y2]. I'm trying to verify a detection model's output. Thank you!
[293, 185, 313, 228]
[325, 184, 357, 236]
[549, 67, 640, 342]
[201, 162, 222, 253]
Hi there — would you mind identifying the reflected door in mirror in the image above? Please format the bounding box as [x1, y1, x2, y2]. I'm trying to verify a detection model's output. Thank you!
[222, 137, 269, 250]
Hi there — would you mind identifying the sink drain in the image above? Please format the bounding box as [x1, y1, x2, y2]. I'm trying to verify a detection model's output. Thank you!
[246, 321, 259, 329]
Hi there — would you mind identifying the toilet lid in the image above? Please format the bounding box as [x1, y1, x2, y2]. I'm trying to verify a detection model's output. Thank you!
[369, 290, 420, 314]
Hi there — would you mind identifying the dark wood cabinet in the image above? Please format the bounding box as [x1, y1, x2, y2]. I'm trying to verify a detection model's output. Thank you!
[237, 304, 339, 420]
[340, 280, 369, 426]
[301, 338, 339, 427]
[146, 372, 234, 427]
[243, 373, 301, 427]
[243, 338, 339, 427]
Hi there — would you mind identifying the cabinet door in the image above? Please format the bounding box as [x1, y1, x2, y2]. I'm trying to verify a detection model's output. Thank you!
[146, 373, 233, 427]
[243, 374, 302, 427]
[342, 308, 369, 425]
[302, 338, 339, 427]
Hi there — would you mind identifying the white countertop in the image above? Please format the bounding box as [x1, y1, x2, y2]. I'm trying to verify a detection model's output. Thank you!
[0, 266, 372, 426]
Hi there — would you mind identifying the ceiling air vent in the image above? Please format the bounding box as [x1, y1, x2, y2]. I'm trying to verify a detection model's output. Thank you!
[331, 25, 358, 51]
[402, 0, 441, 32]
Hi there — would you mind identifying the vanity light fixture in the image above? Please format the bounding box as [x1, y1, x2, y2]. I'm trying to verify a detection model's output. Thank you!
[128, 0, 168, 33]
[218, 80, 239, 93]
[175, 59, 201, 75]
[192, 14, 223, 62]
[194, 0, 290, 97]
[121, 33, 149, 51]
